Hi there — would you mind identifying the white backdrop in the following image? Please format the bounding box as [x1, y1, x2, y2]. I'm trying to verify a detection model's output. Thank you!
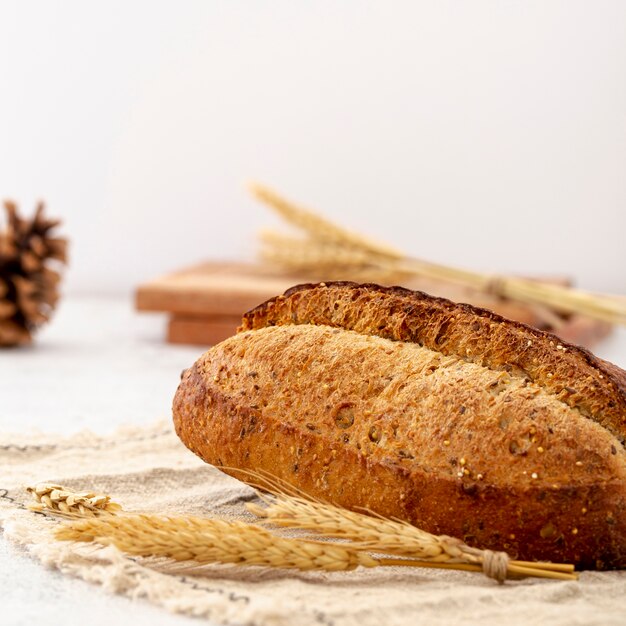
[1, 1, 624, 295]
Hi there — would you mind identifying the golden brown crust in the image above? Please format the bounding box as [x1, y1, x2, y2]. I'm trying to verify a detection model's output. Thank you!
[241, 282, 626, 445]
[173, 282, 626, 569]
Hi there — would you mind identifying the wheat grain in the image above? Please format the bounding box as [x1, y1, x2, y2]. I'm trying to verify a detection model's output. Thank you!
[55, 514, 378, 572]
[238, 472, 577, 581]
[260, 231, 378, 269]
[247, 493, 577, 581]
[250, 183, 404, 259]
[248, 493, 459, 562]
[259, 232, 410, 283]
[26, 483, 122, 516]
[237, 470, 577, 581]
[55, 508, 577, 581]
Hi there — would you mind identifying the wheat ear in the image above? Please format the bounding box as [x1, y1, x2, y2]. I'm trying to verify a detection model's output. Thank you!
[259, 232, 411, 283]
[248, 493, 454, 560]
[26, 483, 122, 516]
[55, 514, 379, 572]
[249, 182, 403, 259]
[260, 230, 376, 268]
[224, 469, 577, 581]
[246, 492, 576, 581]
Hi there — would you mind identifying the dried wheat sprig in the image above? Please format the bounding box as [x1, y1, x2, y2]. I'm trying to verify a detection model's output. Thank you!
[259, 232, 411, 283]
[219, 469, 577, 581]
[395, 259, 626, 325]
[260, 230, 379, 270]
[36, 480, 577, 582]
[250, 183, 403, 259]
[55, 514, 378, 572]
[262, 235, 624, 325]
[26, 483, 122, 517]
[248, 493, 457, 561]
[246, 492, 577, 582]
[252, 184, 626, 326]
[55, 511, 576, 582]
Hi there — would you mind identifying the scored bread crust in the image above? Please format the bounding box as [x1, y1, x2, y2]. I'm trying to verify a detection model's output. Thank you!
[242, 282, 626, 444]
[173, 282, 626, 569]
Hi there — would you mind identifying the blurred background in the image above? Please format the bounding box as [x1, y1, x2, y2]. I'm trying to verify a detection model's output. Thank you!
[1, 0, 625, 295]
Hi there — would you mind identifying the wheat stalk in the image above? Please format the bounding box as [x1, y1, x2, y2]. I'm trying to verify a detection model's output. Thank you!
[258, 234, 591, 328]
[26, 483, 122, 516]
[246, 491, 576, 581]
[250, 183, 403, 259]
[55, 514, 379, 572]
[251, 183, 626, 326]
[55, 513, 577, 581]
[260, 231, 378, 270]
[241, 470, 577, 580]
[259, 232, 413, 284]
[37, 483, 577, 582]
[248, 493, 458, 561]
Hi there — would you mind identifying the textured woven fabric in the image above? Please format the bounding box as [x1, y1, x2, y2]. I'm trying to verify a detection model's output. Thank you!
[1, 423, 625, 626]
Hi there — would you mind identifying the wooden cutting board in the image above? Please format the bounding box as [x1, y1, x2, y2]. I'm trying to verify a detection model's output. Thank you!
[136, 262, 316, 316]
[136, 262, 316, 345]
[135, 261, 612, 347]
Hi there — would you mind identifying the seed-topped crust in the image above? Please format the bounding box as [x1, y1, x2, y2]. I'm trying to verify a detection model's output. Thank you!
[241, 282, 626, 446]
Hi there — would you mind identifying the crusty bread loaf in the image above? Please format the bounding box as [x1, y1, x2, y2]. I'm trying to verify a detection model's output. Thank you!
[173, 282, 626, 569]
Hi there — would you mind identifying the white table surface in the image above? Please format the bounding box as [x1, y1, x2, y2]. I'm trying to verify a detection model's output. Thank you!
[2, 295, 626, 626]
[1, 296, 205, 626]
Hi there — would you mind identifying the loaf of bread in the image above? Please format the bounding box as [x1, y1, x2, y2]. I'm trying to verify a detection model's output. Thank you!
[173, 282, 626, 569]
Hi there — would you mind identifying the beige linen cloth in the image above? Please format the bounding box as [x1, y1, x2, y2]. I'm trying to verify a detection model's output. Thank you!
[1, 422, 625, 626]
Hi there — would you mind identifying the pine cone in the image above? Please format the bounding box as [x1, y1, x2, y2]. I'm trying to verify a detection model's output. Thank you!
[0, 201, 68, 346]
